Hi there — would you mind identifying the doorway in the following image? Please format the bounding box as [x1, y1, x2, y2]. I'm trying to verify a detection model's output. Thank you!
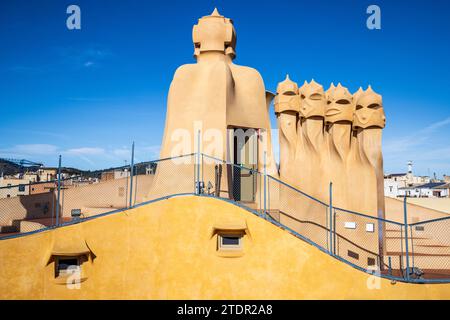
[228, 128, 258, 202]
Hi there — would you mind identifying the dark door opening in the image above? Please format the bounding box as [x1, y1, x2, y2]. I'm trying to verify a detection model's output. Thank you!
[229, 128, 258, 202]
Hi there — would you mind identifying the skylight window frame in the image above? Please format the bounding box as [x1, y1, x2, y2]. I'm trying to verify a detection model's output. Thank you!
[218, 233, 243, 251]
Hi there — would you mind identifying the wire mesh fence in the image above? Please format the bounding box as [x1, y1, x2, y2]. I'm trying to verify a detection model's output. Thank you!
[1, 151, 450, 283]
[267, 175, 330, 252]
[0, 154, 196, 237]
[200, 154, 264, 214]
[407, 217, 450, 280]
[0, 180, 58, 234]
[332, 207, 405, 275]
[333, 207, 382, 271]
[382, 222, 405, 278]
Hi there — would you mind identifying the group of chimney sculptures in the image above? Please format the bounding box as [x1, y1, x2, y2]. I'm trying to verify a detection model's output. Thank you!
[148, 8, 387, 266]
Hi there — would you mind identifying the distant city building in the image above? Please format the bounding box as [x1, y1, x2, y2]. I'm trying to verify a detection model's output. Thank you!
[146, 164, 156, 175]
[71, 177, 99, 187]
[384, 162, 430, 189]
[101, 169, 130, 181]
[114, 169, 130, 180]
[29, 181, 56, 195]
[100, 165, 155, 182]
[433, 183, 450, 198]
[384, 161, 447, 198]
[100, 171, 114, 181]
[0, 178, 30, 198]
[384, 173, 408, 189]
[4, 167, 58, 183]
[0, 165, 75, 199]
[398, 182, 448, 198]
[22, 172, 39, 183]
[384, 178, 399, 197]
[19, 167, 58, 182]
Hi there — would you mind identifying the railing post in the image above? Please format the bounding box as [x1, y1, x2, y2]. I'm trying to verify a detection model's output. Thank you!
[196, 130, 201, 195]
[333, 207, 337, 255]
[56, 155, 62, 227]
[410, 225, 415, 270]
[263, 151, 267, 219]
[388, 256, 392, 276]
[51, 187, 55, 227]
[403, 196, 411, 281]
[329, 182, 333, 255]
[201, 153, 204, 189]
[128, 141, 135, 208]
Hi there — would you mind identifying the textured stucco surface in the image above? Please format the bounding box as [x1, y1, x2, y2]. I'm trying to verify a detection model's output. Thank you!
[406, 198, 450, 215]
[1, 195, 450, 299]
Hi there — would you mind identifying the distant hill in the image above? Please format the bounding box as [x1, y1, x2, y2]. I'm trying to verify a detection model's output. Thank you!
[80, 161, 157, 179]
[0, 159, 84, 178]
[0, 159, 156, 180]
[0, 159, 41, 176]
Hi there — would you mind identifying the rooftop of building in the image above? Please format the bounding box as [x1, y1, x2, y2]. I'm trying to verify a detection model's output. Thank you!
[433, 183, 450, 189]
[385, 173, 407, 177]
[399, 182, 447, 190]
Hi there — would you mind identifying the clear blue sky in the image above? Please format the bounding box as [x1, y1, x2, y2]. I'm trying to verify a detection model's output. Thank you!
[1, 0, 449, 177]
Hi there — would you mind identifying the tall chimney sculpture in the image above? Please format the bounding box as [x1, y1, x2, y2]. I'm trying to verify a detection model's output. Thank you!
[147, 9, 278, 204]
[352, 86, 386, 262]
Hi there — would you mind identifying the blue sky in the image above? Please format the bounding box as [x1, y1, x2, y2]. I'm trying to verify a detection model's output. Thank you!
[0, 0, 449, 177]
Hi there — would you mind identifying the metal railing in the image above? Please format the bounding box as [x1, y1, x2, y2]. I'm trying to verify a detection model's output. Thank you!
[1, 151, 450, 284]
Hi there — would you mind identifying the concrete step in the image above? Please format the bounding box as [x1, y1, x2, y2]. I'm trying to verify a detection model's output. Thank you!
[386, 239, 450, 255]
[385, 254, 450, 272]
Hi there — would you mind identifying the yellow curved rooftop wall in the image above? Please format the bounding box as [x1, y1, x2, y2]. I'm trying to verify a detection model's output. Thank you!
[1, 195, 450, 299]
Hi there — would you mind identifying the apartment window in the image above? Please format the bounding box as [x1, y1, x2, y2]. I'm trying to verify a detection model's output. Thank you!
[218, 233, 243, 250]
[55, 257, 80, 278]
[18, 184, 25, 192]
[368, 257, 376, 266]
